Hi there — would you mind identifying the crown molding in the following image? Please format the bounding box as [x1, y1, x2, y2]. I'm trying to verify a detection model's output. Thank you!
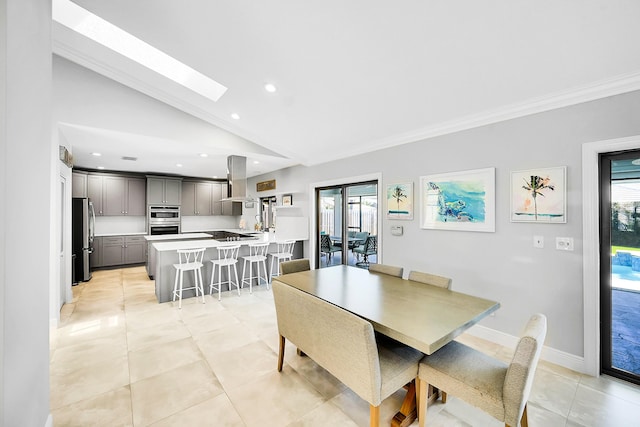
[305, 70, 640, 166]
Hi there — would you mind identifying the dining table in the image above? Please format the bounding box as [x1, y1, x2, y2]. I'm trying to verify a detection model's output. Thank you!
[273, 265, 500, 427]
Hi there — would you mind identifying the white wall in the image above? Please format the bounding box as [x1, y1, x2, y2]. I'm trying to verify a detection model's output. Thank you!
[1, 0, 53, 426]
[248, 89, 640, 365]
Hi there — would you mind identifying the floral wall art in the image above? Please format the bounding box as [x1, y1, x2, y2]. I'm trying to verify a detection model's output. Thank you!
[510, 166, 567, 223]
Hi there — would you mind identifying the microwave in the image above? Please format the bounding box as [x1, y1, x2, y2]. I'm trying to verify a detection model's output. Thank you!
[148, 206, 180, 221]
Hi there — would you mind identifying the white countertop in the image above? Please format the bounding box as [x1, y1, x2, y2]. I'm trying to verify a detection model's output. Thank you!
[152, 232, 277, 252]
[144, 233, 212, 241]
[96, 232, 147, 237]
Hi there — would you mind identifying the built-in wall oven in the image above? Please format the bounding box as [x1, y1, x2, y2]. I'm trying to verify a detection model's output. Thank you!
[148, 206, 181, 235]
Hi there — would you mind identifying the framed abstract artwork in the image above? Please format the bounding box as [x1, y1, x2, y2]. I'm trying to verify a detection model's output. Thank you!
[420, 168, 495, 232]
[510, 166, 567, 223]
[282, 194, 293, 206]
[386, 182, 414, 220]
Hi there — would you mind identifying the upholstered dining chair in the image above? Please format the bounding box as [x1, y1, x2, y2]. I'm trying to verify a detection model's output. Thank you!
[408, 270, 452, 289]
[272, 280, 423, 427]
[279, 258, 310, 275]
[417, 313, 547, 427]
[368, 263, 403, 278]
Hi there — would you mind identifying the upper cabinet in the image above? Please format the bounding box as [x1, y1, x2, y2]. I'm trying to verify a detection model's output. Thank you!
[87, 173, 146, 216]
[182, 181, 214, 216]
[147, 177, 182, 206]
[182, 180, 240, 216]
[72, 171, 88, 198]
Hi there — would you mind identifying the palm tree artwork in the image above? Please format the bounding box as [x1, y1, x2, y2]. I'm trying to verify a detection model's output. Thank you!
[522, 175, 555, 220]
[391, 185, 407, 214]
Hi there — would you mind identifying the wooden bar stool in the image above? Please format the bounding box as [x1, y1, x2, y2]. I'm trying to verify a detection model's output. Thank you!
[209, 244, 240, 301]
[172, 248, 206, 309]
[241, 242, 270, 293]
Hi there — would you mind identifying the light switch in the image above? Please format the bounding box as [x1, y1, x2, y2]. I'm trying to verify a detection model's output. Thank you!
[556, 237, 574, 251]
[533, 235, 544, 248]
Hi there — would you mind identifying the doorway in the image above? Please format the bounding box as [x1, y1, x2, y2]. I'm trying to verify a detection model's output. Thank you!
[600, 150, 640, 385]
[316, 181, 378, 268]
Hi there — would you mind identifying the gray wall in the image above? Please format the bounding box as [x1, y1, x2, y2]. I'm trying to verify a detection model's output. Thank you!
[249, 90, 640, 357]
[1, 0, 52, 425]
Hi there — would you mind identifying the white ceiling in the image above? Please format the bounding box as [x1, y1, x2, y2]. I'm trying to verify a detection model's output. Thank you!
[54, 1, 640, 178]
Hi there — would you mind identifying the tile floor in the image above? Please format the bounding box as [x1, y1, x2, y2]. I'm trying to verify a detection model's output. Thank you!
[50, 266, 640, 426]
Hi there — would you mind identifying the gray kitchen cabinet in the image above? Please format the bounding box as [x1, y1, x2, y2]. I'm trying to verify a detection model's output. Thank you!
[147, 177, 182, 205]
[211, 182, 224, 215]
[87, 175, 104, 215]
[90, 236, 102, 267]
[182, 181, 214, 216]
[72, 171, 88, 198]
[89, 174, 146, 216]
[102, 236, 125, 267]
[124, 236, 146, 264]
[91, 235, 145, 268]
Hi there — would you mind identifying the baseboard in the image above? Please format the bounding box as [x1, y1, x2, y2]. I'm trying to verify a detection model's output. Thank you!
[45, 413, 53, 427]
[466, 324, 588, 374]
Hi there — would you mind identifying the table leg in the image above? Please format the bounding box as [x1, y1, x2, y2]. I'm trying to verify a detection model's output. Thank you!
[391, 381, 440, 427]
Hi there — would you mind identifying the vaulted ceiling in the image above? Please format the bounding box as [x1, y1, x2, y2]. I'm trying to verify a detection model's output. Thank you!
[54, 1, 640, 178]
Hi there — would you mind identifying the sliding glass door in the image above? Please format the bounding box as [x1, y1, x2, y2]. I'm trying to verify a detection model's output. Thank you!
[316, 181, 378, 268]
[600, 150, 640, 385]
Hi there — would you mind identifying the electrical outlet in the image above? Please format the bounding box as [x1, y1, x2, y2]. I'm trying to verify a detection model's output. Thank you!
[556, 237, 574, 251]
[533, 235, 544, 248]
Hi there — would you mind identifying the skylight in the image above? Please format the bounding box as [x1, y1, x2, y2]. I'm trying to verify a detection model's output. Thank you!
[52, 0, 227, 102]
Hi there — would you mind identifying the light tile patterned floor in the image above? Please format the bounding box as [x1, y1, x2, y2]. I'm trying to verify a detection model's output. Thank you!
[50, 266, 640, 426]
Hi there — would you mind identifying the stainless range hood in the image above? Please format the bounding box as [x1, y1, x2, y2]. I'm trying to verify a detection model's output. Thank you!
[221, 155, 254, 202]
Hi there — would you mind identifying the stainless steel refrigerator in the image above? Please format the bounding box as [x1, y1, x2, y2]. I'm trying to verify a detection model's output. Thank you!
[72, 197, 95, 282]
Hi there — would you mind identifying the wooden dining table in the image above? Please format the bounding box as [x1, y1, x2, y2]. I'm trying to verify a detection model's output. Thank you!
[273, 265, 500, 427]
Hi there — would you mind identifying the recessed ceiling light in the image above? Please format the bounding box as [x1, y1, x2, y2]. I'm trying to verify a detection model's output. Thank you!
[91, 152, 101, 156]
[253, 160, 260, 164]
[176, 163, 183, 167]
[264, 83, 277, 93]
[231, 113, 240, 120]
[212, 176, 218, 179]
[200, 153, 208, 158]
[97, 166, 105, 170]
[52, 0, 227, 102]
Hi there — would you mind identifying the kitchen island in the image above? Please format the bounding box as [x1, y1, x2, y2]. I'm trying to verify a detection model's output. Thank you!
[151, 232, 303, 303]
[144, 233, 213, 279]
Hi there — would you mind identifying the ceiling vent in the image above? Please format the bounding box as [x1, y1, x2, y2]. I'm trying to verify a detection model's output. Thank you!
[121, 156, 138, 161]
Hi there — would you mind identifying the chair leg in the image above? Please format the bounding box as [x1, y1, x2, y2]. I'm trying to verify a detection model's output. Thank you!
[233, 265, 240, 295]
[515, 404, 528, 427]
[277, 335, 285, 372]
[441, 390, 447, 403]
[178, 271, 183, 309]
[172, 269, 179, 302]
[369, 404, 380, 427]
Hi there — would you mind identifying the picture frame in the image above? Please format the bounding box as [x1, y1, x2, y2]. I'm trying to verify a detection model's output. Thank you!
[510, 166, 567, 223]
[282, 194, 293, 206]
[386, 181, 414, 220]
[420, 168, 495, 232]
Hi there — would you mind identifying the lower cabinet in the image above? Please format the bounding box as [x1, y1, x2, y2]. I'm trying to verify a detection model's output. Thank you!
[92, 235, 146, 268]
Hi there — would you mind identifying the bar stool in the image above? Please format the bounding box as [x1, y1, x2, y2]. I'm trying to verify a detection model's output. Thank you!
[241, 242, 270, 293]
[269, 240, 296, 281]
[209, 244, 241, 301]
[172, 248, 206, 309]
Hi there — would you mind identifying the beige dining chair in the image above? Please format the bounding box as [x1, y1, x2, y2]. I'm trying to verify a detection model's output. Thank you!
[408, 270, 452, 289]
[368, 263, 403, 278]
[279, 258, 310, 275]
[272, 280, 423, 427]
[417, 313, 547, 427]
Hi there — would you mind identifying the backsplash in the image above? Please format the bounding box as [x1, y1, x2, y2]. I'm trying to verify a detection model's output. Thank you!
[94, 216, 146, 235]
[181, 215, 238, 232]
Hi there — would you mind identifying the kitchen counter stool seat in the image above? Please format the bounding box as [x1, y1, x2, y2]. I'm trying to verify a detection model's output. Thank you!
[241, 242, 270, 293]
[172, 248, 206, 309]
[210, 244, 241, 301]
[269, 240, 296, 280]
